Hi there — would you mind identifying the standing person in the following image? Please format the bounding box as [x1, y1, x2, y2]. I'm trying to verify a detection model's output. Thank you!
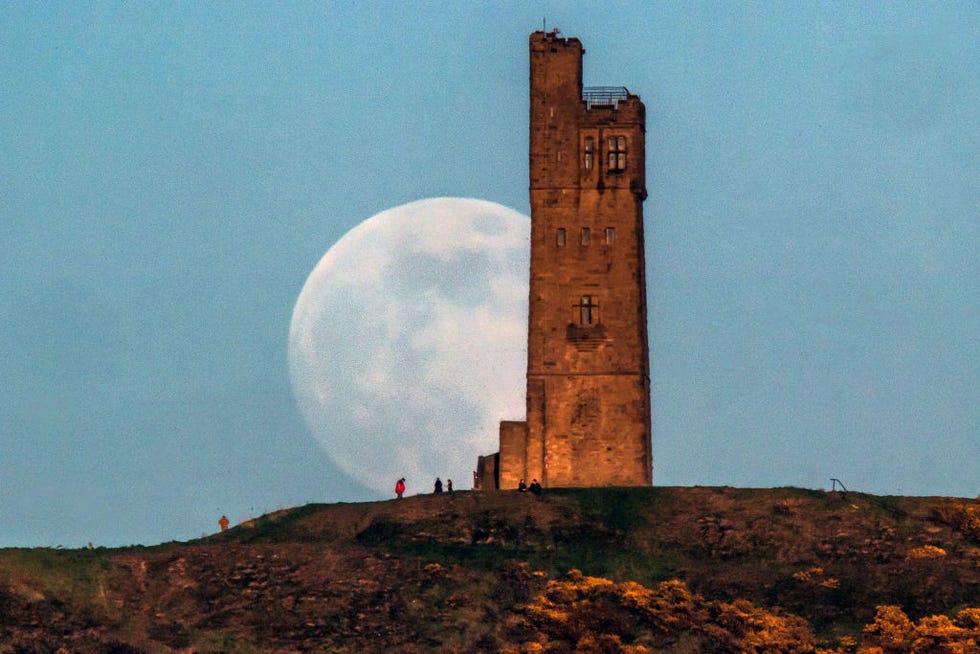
[447, 479, 454, 494]
[218, 515, 229, 532]
[395, 478, 406, 499]
[434, 477, 443, 493]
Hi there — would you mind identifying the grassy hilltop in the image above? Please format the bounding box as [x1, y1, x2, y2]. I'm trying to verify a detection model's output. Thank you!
[1, 486, 979, 652]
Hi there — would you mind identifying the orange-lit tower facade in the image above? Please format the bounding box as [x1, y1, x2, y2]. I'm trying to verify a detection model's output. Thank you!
[481, 31, 652, 489]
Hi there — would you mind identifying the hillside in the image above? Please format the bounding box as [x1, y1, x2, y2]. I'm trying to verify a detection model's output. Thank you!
[1, 486, 979, 652]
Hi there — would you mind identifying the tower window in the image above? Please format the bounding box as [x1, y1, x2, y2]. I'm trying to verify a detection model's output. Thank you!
[583, 137, 594, 170]
[576, 295, 598, 325]
[581, 227, 590, 245]
[605, 227, 615, 244]
[556, 228, 566, 246]
[608, 136, 627, 172]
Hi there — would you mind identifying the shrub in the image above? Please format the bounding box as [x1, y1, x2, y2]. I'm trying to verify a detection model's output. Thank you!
[930, 504, 980, 544]
[510, 572, 819, 652]
[792, 566, 841, 590]
[906, 545, 947, 560]
[860, 605, 980, 653]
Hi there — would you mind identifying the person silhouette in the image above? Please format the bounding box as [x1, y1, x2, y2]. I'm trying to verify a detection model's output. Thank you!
[434, 477, 443, 493]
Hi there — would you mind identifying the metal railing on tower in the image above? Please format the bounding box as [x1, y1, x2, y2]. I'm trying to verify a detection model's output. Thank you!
[583, 86, 630, 108]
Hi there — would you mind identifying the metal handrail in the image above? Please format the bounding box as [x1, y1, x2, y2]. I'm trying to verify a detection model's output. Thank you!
[583, 86, 630, 108]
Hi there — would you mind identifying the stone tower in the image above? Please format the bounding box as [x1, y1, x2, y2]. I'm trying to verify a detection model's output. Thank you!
[478, 31, 652, 490]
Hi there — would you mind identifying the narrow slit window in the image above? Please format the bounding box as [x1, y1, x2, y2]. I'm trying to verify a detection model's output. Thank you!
[607, 135, 627, 172]
[581, 227, 590, 245]
[556, 228, 566, 246]
[605, 227, 615, 244]
[576, 295, 598, 325]
[583, 137, 594, 170]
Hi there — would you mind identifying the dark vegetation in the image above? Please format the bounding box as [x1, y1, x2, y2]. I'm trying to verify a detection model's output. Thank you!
[1, 487, 978, 652]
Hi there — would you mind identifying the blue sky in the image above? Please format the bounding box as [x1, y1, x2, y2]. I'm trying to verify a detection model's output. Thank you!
[1, 2, 977, 547]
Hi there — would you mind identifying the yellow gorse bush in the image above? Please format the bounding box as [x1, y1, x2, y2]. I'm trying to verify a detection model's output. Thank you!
[859, 605, 980, 653]
[906, 545, 948, 560]
[515, 571, 816, 652]
[510, 571, 980, 653]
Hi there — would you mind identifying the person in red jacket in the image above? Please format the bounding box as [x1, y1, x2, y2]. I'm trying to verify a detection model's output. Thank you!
[395, 478, 406, 499]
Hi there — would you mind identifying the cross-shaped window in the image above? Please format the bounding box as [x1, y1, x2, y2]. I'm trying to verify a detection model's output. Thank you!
[575, 295, 598, 325]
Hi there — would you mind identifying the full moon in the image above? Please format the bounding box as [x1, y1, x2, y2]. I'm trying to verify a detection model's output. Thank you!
[288, 198, 530, 495]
